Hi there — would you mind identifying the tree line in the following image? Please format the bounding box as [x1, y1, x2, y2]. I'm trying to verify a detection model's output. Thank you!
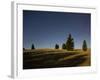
[24, 34, 87, 51]
[55, 34, 87, 51]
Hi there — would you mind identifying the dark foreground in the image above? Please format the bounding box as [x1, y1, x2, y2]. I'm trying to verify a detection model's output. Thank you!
[23, 49, 90, 69]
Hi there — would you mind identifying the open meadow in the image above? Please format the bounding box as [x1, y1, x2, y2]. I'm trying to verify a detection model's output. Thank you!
[23, 49, 90, 69]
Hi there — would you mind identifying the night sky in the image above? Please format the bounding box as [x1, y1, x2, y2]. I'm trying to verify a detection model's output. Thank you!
[23, 10, 91, 49]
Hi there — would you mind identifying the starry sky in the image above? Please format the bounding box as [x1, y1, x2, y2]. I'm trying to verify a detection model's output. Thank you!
[23, 10, 91, 49]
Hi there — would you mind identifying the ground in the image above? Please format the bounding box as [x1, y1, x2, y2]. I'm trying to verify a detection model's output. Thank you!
[23, 49, 91, 69]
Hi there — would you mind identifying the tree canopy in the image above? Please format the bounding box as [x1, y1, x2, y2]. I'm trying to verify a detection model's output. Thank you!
[31, 44, 35, 49]
[66, 34, 74, 51]
[55, 44, 59, 49]
[82, 40, 87, 51]
[62, 43, 66, 49]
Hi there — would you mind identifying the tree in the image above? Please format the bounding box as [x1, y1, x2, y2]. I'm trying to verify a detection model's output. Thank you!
[82, 40, 87, 51]
[31, 44, 35, 49]
[71, 39, 74, 50]
[66, 34, 74, 51]
[55, 44, 59, 49]
[62, 43, 66, 49]
[23, 48, 25, 50]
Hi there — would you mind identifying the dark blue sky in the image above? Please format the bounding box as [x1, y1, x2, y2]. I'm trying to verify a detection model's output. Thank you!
[23, 10, 91, 49]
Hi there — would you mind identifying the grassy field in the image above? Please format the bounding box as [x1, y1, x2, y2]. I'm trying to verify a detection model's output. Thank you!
[23, 49, 91, 69]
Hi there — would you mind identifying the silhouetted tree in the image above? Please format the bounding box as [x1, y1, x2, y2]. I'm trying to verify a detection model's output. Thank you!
[71, 39, 74, 50]
[62, 43, 66, 49]
[55, 44, 59, 49]
[82, 40, 87, 51]
[23, 48, 25, 50]
[31, 44, 35, 49]
[66, 34, 74, 51]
